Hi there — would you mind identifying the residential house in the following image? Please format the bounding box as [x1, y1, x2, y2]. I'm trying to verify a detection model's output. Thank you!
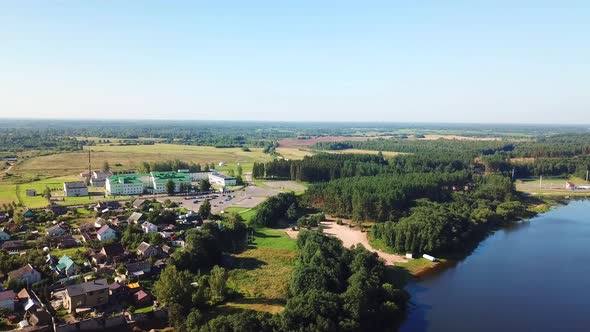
[95, 201, 121, 212]
[56, 235, 78, 249]
[28, 310, 52, 327]
[127, 212, 144, 224]
[49, 205, 69, 216]
[0, 231, 10, 241]
[108, 283, 128, 303]
[18, 289, 40, 312]
[94, 218, 107, 228]
[132, 199, 147, 210]
[23, 209, 35, 219]
[141, 221, 158, 234]
[64, 279, 109, 313]
[125, 261, 152, 277]
[0, 290, 16, 311]
[7, 264, 41, 285]
[136, 242, 160, 258]
[46, 225, 66, 237]
[96, 225, 117, 241]
[93, 243, 126, 265]
[55, 255, 78, 276]
[2, 240, 26, 252]
[63, 182, 88, 197]
[77, 223, 95, 234]
[133, 290, 153, 306]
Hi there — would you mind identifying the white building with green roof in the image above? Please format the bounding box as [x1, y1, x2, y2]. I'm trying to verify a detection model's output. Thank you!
[149, 171, 191, 194]
[106, 174, 147, 196]
[106, 171, 191, 196]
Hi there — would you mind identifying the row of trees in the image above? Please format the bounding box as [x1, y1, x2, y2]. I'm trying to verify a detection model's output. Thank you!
[302, 171, 471, 222]
[314, 133, 590, 159]
[137, 160, 217, 173]
[253, 153, 470, 183]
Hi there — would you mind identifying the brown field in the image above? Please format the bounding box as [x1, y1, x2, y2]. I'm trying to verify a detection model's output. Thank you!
[422, 134, 502, 141]
[510, 157, 536, 163]
[275, 147, 314, 160]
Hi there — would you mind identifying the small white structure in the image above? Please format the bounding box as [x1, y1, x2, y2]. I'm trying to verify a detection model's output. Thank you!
[218, 162, 226, 167]
[405, 253, 415, 259]
[141, 221, 158, 234]
[96, 225, 117, 241]
[25, 189, 37, 197]
[422, 254, 437, 262]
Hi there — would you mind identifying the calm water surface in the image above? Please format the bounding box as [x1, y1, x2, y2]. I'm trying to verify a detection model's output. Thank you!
[401, 200, 590, 332]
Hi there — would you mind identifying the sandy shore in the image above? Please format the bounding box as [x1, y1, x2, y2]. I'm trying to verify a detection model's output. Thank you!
[285, 217, 407, 265]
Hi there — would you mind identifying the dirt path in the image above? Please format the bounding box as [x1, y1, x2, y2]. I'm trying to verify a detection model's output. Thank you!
[0, 163, 13, 175]
[286, 217, 407, 265]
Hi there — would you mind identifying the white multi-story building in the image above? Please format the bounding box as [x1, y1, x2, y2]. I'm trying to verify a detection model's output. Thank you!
[209, 173, 237, 187]
[63, 182, 88, 197]
[106, 175, 145, 196]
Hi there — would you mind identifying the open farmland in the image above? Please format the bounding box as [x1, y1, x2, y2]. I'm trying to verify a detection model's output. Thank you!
[5, 144, 272, 183]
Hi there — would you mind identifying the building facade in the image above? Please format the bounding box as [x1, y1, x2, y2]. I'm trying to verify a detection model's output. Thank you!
[63, 182, 88, 197]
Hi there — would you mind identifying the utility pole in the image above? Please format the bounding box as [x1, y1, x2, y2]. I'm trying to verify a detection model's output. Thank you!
[511, 168, 515, 181]
[586, 170, 589, 182]
[540, 175, 543, 189]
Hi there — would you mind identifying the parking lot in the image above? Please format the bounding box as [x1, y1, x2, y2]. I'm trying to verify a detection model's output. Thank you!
[160, 184, 284, 214]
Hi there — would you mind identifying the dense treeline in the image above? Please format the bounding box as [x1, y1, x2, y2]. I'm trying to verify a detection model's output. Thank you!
[314, 134, 590, 159]
[250, 192, 300, 227]
[303, 172, 471, 221]
[0, 132, 81, 152]
[371, 174, 522, 254]
[513, 156, 590, 178]
[136, 159, 217, 173]
[253, 153, 469, 182]
[283, 231, 408, 331]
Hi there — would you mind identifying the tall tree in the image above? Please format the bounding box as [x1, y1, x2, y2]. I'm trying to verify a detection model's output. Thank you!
[166, 180, 175, 196]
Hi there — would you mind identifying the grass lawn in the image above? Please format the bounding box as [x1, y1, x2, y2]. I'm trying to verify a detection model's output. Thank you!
[0, 184, 17, 206]
[223, 207, 257, 223]
[225, 224, 297, 313]
[251, 228, 297, 250]
[134, 306, 154, 314]
[51, 247, 88, 265]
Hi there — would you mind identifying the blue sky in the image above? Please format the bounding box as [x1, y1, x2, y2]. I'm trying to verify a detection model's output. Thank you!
[0, 1, 588, 123]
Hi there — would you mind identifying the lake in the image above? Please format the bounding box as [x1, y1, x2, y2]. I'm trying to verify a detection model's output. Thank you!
[401, 200, 590, 332]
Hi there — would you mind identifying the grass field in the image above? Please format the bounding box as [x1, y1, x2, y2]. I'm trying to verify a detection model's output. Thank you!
[0, 143, 276, 207]
[516, 176, 590, 196]
[223, 207, 257, 223]
[5, 144, 273, 183]
[225, 222, 297, 313]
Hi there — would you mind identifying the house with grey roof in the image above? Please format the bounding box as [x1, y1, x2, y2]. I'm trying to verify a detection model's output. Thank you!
[64, 279, 109, 313]
[96, 225, 117, 241]
[7, 264, 41, 286]
[46, 225, 66, 237]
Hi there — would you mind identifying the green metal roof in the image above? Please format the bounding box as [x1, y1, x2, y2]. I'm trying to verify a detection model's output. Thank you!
[150, 171, 191, 184]
[109, 174, 147, 184]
